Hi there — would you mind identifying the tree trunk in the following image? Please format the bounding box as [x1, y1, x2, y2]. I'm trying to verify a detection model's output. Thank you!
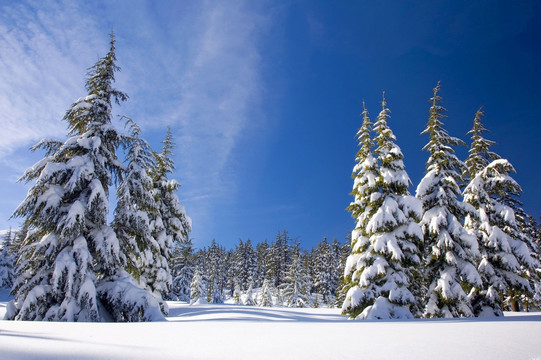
[511, 299, 519, 312]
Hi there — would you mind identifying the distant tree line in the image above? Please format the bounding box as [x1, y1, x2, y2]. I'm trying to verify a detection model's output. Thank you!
[171, 230, 349, 307]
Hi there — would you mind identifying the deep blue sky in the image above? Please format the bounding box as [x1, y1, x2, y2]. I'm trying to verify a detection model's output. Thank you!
[0, 1, 540, 249]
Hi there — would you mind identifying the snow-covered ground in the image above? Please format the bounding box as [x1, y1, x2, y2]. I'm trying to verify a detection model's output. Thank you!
[1, 289, 540, 360]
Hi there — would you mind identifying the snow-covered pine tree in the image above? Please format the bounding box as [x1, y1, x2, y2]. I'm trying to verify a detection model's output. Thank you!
[490, 179, 538, 311]
[341, 102, 377, 311]
[513, 212, 541, 311]
[6, 227, 27, 291]
[275, 286, 285, 307]
[463, 108, 510, 316]
[7, 34, 163, 322]
[329, 238, 342, 302]
[0, 230, 16, 289]
[244, 282, 255, 306]
[523, 215, 539, 257]
[244, 240, 257, 288]
[143, 128, 192, 313]
[113, 119, 157, 285]
[335, 235, 351, 308]
[465, 159, 538, 315]
[204, 240, 226, 303]
[342, 93, 423, 320]
[207, 275, 224, 304]
[416, 82, 481, 318]
[281, 254, 311, 308]
[346, 101, 378, 252]
[255, 240, 269, 288]
[233, 280, 242, 304]
[189, 269, 206, 305]
[170, 237, 196, 302]
[225, 249, 237, 296]
[259, 278, 274, 307]
[266, 230, 292, 288]
[314, 237, 333, 303]
[463, 108, 499, 181]
[234, 239, 256, 291]
[313, 294, 320, 308]
[521, 214, 541, 310]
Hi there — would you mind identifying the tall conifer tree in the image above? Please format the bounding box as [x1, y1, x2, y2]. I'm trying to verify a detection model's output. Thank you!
[342, 94, 422, 319]
[416, 83, 481, 318]
[342, 102, 377, 311]
[170, 237, 196, 302]
[141, 128, 191, 313]
[463, 109, 538, 314]
[281, 254, 311, 308]
[114, 119, 157, 283]
[465, 160, 537, 315]
[463, 108, 499, 180]
[0, 230, 16, 289]
[7, 34, 163, 321]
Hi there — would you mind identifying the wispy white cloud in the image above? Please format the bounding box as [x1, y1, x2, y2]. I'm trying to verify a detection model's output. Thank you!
[175, 2, 264, 188]
[0, 0, 105, 159]
[172, 2, 269, 242]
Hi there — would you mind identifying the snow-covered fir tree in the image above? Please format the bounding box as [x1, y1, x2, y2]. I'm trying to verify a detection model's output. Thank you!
[254, 240, 269, 287]
[416, 82, 481, 318]
[207, 275, 224, 304]
[465, 159, 538, 315]
[521, 214, 541, 310]
[225, 250, 237, 296]
[170, 237, 196, 302]
[512, 211, 541, 311]
[233, 280, 242, 304]
[462, 108, 515, 316]
[329, 238, 343, 303]
[113, 119, 157, 286]
[335, 235, 351, 308]
[244, 282, 255, 306]
[266, 230, 292, 288]
[342, 93, 423, 320]
[281, 254, 311, 308]
[203, 240, 226, 303]
[522, 215, 539, 257]
[341, 102, 377, 310]
[7, 34, 163, 322]
[346, 101, 378, 253]
[0, 230, 16, 289]
[313, 294, 320, 308]
[142, 128, 192, 313]
[463, 108, 499, 181]
[6, 227, 27, 290]
[313, 237, 334, 303]
[494, 190, 539, 311]
[189, 269, 206, 305]
[234, 239, 256, 291]
[259, 278, 274, 307]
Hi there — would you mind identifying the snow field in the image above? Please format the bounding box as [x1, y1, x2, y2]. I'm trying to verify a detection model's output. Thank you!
[1, 292, 541, 360]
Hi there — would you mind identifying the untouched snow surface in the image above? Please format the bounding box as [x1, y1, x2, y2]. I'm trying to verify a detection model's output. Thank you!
[1, 290, 541, 359]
